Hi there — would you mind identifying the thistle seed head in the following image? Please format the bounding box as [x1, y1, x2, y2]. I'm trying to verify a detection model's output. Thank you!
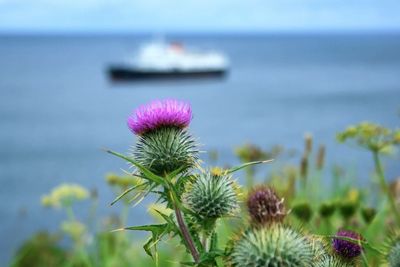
[246, 185, 286, 225]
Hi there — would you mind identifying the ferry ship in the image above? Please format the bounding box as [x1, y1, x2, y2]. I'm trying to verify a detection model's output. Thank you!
[108, 42, 229, 80]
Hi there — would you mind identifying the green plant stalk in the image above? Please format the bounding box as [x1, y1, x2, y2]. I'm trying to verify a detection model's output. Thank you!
[66, 205, 76, 221]
[202, 234, 208, 252]
[372, 152, 400, 225]
[314, 169, 323, 201]
[332, 170, 340, 198]
[64, 205, 91, 266]
[173, 204, 200, 263]
[202, 219, 217, 253]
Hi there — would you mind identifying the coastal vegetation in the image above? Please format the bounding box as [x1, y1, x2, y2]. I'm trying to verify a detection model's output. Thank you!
[11, 99, 400, 267]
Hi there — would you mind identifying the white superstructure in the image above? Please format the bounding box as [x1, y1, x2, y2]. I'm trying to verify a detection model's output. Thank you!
[129, 42, 229, 72]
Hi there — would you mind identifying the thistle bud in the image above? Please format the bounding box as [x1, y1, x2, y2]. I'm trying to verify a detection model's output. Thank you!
[246, 186, 286, 225]
[183, 172, 238, 220]
[229, 225, 314, 266]
[332, 229, 363, 259]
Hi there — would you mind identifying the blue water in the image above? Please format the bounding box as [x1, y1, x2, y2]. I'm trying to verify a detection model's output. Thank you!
[1, 33, 400, 263]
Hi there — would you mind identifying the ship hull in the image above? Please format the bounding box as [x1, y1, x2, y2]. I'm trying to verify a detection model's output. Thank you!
[108, 67, 227, 81]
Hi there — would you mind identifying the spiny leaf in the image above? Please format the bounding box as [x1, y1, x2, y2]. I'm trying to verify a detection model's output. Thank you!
[153, 209, 177, 229]
[121, 224, 168, 233]
[143, 236, 155, 258]
[114, 223, 172, 259]
[105, 149, 166, 186]
[110, 183, 144, 206]
[197, 250, 225, 266]
[129, 183, 158, 206]
[168, 166, 186, 181]
[226, 159, 274, 174]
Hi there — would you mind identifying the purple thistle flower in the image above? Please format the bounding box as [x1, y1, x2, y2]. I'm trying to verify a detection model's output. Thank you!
[127, 99, 192, 135]
[332, 229, 363, 259]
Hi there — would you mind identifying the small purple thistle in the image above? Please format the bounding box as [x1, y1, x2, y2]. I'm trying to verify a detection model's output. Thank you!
[332, 229, 363, 259]
[127, 99, 192, 135]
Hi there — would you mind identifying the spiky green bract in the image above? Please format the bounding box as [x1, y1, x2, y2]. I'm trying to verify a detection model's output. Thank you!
[314, 255, 354, 267]
[229, 225, 314, 267]
[388, 241, 400, 267]
[183, 172, 239, 221]
[309, 237, 328, 262]
[132, 127, 198, 176]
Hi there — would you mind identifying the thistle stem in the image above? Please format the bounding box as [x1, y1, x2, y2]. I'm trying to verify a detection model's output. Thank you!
[202, 234, 208, 251]
[174, 205, 200, 263]
[372, 152, 400, 225]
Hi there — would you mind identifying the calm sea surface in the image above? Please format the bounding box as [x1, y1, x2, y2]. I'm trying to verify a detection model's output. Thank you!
[1, 33, 400, 263]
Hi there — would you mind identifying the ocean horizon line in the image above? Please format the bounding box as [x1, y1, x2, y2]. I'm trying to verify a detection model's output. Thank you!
[1, 29, 400, 38]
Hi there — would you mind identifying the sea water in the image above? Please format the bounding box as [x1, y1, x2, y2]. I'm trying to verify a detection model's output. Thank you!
[1, 33, 400, 263]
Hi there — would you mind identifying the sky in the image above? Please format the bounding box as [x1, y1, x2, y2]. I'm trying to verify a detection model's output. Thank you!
[0, 0, 400, 33]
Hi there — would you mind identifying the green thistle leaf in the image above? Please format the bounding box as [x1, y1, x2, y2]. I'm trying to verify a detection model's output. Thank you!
[105, 149, 166, 186]
[113, 223, 173, 259]
[110, 183, 145, 206]
[226, 159, 273, 174]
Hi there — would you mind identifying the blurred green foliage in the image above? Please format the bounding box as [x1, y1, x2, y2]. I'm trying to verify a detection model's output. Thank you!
[10, 121, 400, 266]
